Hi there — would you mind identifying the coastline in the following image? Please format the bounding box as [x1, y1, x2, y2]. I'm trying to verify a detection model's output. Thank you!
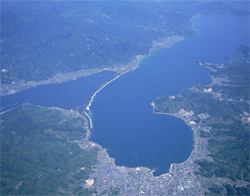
[149, 57, 220, 178]
[147, 47, 250, 193]
[85, 53, 147, 112]
[1, 24, 196, 186]
[82, 34, 188, 185]
[83, 35, 184, 129]
[82, 11, 250, 194]
[83, 54, 145, 129]
[84, 111, 93, 129]
[85, 74, 122, 111]
[151, 104, 199, 174]
[0, 36, 182, 97]
[0, 64, 134, 97]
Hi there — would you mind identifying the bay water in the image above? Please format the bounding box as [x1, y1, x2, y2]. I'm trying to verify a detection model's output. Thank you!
[1, 9, 249, 176]
[1, 71, 117, 111]
[90, 13, 249, 176]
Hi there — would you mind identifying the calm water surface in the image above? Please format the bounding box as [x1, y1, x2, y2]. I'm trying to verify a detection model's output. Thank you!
[1, 71, 117, 111]
[90, 13, 249, 176]
[1, 11, 249, 176]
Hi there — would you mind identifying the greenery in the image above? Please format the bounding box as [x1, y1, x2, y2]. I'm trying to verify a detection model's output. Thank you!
[0, 104, 97, 195]
[223, 184, 250, 196]
[205, 184, 226, 196]
[1, 1, 245, 84]
[205, 184, 250, 196]
[154, 46, 250, 194]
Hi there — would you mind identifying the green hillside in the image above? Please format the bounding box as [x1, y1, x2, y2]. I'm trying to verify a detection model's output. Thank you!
[0, 104, 97, 195]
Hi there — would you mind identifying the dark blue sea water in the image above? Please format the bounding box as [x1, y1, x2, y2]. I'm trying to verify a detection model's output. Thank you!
[1, 8, 249, 176]
[90, 13, 249, 176]
[1, 71, 117, 111]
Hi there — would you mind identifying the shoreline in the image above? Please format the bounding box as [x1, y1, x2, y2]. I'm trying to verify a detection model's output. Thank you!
[85, 54, 146, 112]
[1, 33, 194, 182]
[149, 58, 217, 178]
[0, 35, 183, 97]
[151, 105, 199, 177]
[82, 35, 186, 180]
[84, 111, 93, 129]
[0, 65, 133, 97]
[85, 74, 122, 111]
[0, 35, 182, 97]
[83, 33, 189, 180]
[83, 35, 184, 129]
[83, 54, 146, 129]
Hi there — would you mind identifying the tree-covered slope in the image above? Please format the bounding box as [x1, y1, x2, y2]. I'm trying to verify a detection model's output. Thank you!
[0, 104, 97, 195]
[1, 1, 244, 85]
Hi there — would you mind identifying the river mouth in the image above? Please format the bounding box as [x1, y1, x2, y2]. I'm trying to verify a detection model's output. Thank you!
[90, 13, 249, 176]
